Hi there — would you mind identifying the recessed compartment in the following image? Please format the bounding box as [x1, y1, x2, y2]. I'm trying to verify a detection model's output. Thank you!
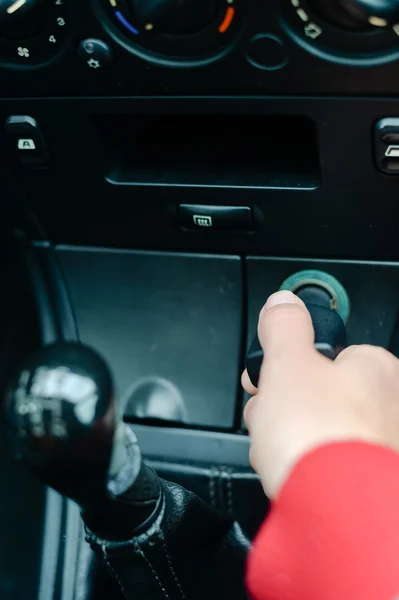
[57, 247, 243, 429]
[95, 114, 320, 189]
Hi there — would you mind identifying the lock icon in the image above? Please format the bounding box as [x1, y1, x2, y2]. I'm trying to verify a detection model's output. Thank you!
[17, 139, 36, 151]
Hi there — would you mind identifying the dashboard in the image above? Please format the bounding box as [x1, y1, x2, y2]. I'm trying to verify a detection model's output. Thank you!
[0, 0, 398, 260]
[1, 1, 399, 599]
[4, 0, 399, 93]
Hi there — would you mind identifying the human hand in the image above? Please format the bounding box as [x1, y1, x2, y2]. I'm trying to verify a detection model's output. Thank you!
[242, 290, 399, 499]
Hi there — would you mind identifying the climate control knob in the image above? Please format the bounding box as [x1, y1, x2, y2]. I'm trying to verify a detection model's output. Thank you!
[309, 0, 399, 30]
[128, 0, 218, 35]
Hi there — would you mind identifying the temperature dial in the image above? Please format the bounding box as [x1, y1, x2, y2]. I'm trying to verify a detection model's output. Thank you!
[128, 0, 218, 35]
[97, 0, 240, 67]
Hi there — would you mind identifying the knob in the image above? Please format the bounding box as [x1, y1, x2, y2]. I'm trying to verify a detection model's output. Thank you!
[3, 342, 161, 539]
[309, 0, 399, 29]
[4, 343, 117, 498]
[128, 0, 218, 35]
[0, 0, 44, 39]
[246, 301, 347, 388]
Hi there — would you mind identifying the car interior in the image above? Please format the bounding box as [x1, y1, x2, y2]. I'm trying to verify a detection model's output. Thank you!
[1, 0, 399, 598]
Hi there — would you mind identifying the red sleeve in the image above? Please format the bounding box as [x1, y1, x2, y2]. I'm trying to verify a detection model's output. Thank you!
[247, 442, 399, 600]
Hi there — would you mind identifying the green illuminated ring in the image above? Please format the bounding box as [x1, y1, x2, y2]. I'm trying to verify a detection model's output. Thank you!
[280, 270, 350, 324]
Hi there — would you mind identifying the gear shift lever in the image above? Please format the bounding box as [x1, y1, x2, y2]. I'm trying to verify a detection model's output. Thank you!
[4, 342, 161, 539]
[3, 342, 249, 600]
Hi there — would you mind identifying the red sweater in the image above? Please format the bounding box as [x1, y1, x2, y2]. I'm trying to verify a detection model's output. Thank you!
[247, 443, 399, 600]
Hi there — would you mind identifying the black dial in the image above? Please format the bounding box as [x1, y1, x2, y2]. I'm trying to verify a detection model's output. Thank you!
[0, 0, 45, 38]
[309, 0, 399, 29]
[127, 0, 218, 35]
[98, 0, 239, 67]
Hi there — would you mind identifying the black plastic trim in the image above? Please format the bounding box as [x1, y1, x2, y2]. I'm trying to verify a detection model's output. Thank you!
[133, 425, 250, 468]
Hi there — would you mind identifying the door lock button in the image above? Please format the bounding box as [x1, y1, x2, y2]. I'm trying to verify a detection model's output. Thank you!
[5, 115, 49, 166]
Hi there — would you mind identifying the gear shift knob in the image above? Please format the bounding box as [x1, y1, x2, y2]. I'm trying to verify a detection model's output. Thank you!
[3, 342, 159, 539]
[4, 343, 117, 498]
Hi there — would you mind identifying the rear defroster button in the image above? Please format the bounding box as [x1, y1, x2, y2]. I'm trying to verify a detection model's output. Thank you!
[178, 205, 253, 232]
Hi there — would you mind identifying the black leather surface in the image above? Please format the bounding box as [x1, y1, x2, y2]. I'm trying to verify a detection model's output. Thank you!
[84, 460, 162, 542]
[86, 478, 250, 600]
[47, 459, 266, 600]
[149, 461, 268, 541]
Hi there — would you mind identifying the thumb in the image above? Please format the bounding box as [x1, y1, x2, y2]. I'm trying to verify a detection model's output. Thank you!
[258, 291, 315, 363]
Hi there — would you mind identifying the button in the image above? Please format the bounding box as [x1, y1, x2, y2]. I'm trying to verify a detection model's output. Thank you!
[78, 38, 113, 70]
[374, 118, 399, 174]
[179, 205, 253, 232]
[246, 34, 289, 71]
[5, 115, 49, 166]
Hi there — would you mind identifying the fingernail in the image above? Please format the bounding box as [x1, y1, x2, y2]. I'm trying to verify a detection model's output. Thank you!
[265, 291, 298, 309]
